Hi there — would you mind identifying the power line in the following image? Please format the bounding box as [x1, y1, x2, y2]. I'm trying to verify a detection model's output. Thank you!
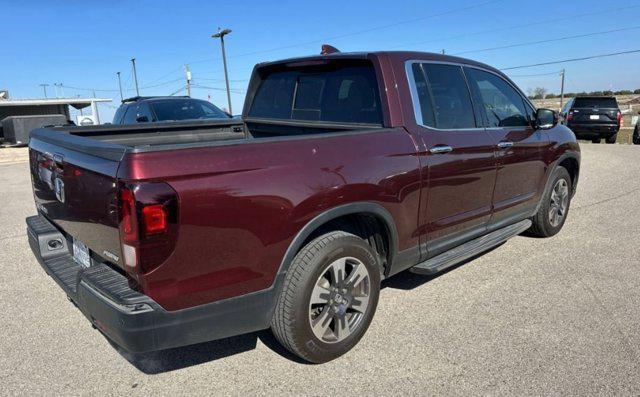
[144, 66, 183, 85]
[454, 25, 640, 55]
[187, 0, 504, 65]
[168, 85, 186, 96]
[195, 77, 249, 82]
[389, 4, 640, 50]
[191, 83, 246, 93]
[501, 49, 640, 70]
[144, 2, 637, 89]
[60, 77, 185, 93]
[507, 71, 562, 78]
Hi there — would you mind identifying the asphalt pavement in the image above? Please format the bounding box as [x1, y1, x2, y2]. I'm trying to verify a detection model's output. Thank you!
[1, 144, 639, 395]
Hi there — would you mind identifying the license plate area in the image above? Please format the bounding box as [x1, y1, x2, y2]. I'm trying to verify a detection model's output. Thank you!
[72, 238, 91, 268]
[589, 115, 600, 120]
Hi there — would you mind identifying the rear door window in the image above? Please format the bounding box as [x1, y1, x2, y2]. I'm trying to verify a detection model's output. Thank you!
[420, 64, 476, 129]
[572, 97, 618, 109]
[248, 62, 383, 124]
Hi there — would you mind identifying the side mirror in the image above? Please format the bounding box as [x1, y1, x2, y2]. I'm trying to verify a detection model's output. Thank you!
[535, 108, 558, 130]
[136, 116, 149, 123]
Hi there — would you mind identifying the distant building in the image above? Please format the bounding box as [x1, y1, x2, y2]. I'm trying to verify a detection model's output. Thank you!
[0, 96, 112, 143]
[0, 97, 112, 123]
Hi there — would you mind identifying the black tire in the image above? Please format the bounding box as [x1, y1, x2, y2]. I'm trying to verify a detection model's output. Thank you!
[529, 166, 572, 237]
[271, 231, 381, 363]
[633, 127, 640, 145]
[591, 138, 601, 144]
[605, 133, 617, 144]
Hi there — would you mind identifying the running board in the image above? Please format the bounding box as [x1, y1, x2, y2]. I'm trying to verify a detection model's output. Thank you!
[409, 219, 532, 275]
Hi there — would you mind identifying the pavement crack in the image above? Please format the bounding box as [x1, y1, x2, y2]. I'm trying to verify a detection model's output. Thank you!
[578, 279, 640, 367]
[573, 186, 640, 210]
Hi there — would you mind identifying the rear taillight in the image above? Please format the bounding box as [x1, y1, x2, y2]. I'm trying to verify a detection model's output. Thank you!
[141, 205, 167, 235]
[617, 111, 622, 126]
[120, 187, 137, 244]
[118, 182, 178, 275]
[567, 110, 573, 122]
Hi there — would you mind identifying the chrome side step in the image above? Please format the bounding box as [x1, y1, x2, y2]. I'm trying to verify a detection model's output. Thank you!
[409, 219, 532, 275]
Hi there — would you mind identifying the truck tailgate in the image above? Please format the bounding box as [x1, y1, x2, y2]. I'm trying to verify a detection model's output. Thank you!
[29, 131, 125, 268]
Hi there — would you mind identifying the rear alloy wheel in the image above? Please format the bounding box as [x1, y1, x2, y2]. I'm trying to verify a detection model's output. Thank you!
[271, 231, 381, 363]
[529, 166, 572, 237]
[309, 257, 371, 343]
[605, 133, 617, 144]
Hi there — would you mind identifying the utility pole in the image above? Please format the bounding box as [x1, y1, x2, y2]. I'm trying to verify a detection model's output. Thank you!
[559, 69, 566, 112]
[131, 58, 140, 96]
[54, 83, 65, 98]
[184, 64, 192, 97]
[441, 49, 446, 54]
[212, 28, 233, 114]
[116, 72, 124, 101]
[39, 84, 49, 98]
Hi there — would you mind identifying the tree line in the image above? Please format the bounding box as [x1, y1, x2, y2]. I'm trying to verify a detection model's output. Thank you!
[527, 87, 640, 100]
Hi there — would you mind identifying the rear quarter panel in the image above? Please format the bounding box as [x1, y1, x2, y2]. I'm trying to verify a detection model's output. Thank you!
[118, 128, 421, 310]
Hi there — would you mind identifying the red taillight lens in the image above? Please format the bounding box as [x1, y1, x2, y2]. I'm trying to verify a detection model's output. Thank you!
[118, 182, 178, 275]
[617, 111, 622, 126]
[142, 204, 167, 235]
[120, 187, 137, 243]
[567, 111, 573, 122]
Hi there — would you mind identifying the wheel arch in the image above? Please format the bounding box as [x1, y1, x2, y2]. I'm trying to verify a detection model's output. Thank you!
[534, 151, 580, 216]
[556, 152, 580, 196]
[277, 202, 399, 280]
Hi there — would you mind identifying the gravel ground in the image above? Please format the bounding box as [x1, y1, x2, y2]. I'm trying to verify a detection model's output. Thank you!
[1, 144, 639, 395]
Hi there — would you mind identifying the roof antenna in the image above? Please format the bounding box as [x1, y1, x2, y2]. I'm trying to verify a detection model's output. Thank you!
[321, 44, 340, 55]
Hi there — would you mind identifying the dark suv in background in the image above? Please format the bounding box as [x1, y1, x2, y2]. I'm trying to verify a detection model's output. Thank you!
[561, 96, 621, 143]
[112, 96, 231, 124]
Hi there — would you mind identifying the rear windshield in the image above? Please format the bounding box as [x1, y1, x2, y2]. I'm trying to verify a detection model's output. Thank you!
[150, 99, 230, 121]
[248, 61, 383, 125]
[572, 97, 618, 109]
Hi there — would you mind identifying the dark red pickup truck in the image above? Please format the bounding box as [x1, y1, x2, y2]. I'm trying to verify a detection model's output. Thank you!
[26, 51, 579, 363]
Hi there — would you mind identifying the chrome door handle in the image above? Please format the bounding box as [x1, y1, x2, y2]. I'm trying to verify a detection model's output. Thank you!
[429, 145, 453, 154]
[497, 141, 514, 149]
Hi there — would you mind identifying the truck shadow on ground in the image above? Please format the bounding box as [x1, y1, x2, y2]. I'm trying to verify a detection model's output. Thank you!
[115, 244, 503, 374]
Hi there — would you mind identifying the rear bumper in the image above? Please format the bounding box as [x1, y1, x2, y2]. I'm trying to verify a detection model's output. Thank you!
[568, 123, 619, 138]
[26, 215, 277, 353]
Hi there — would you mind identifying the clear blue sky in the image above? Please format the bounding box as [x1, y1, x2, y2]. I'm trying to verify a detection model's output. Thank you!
[2, 0, 640, 121]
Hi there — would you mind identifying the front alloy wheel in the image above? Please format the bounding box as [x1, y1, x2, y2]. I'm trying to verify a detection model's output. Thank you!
[548, 179, 569, 227]
[528, 166, 572, 237]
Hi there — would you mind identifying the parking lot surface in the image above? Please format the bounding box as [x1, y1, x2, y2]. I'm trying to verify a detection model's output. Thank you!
[1, 144, 639, 395]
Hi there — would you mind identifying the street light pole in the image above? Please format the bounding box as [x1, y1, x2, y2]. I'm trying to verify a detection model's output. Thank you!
[131, 58, 140, 96]
[116, 72, 124, 101]
[212, 28, 233, 114]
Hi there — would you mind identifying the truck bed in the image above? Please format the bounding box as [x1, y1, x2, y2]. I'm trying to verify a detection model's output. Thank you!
[31, 118, 378, 160]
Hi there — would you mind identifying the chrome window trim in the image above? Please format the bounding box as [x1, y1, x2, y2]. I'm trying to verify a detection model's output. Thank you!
[405, 59, 535, 131]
